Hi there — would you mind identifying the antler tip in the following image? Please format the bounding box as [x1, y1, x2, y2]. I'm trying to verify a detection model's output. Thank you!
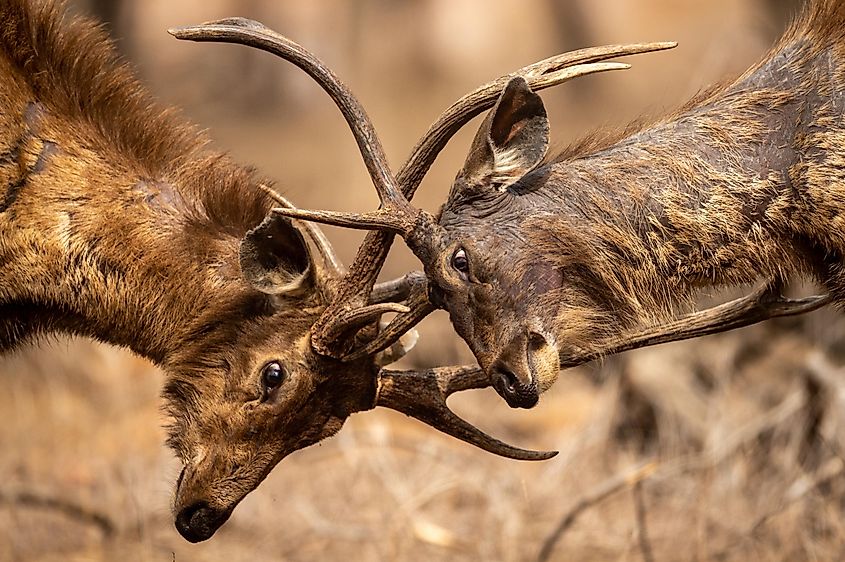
[536, 450, 559, 460]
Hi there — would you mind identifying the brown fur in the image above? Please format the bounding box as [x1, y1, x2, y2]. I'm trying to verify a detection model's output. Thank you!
[0, 0, 377, 542]
[429, 0, 845, 406]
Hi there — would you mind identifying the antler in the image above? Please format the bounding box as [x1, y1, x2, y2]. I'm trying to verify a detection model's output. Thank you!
[172, 17, 677, 360]
[169, 19, 556, 461]
[559, 279, 831, 368]
[374, 365, 557, 460]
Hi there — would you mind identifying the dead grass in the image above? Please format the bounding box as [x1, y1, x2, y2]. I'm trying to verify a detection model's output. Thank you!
[5, 309, 845, 561]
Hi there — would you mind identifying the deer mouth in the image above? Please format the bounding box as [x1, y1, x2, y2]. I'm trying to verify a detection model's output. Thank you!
[489, 330, 559, 408]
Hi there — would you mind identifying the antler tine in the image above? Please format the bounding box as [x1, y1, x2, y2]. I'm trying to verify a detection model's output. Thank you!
[370, 271, 427, 304]
[345, 287, 435, 362]
[287, 42, 680, 240]
[172, 19, 676, 360]
[268, 59, 641, 234]
[559, 280, 831, 368]
[313, 41, 677, 357]
[169, 18, 408, 211]
[371, 280, 825, 460]
[171, 18, 429, 358]
[375, 366, 558, 461]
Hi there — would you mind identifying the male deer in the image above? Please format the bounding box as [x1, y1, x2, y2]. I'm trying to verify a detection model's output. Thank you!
[0, 0, 616, 542]
[276, 0, 839, 408]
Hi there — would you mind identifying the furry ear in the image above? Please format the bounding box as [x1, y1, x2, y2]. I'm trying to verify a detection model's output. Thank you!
[459, 76, 549, 192]
[239, 214, 313, 296]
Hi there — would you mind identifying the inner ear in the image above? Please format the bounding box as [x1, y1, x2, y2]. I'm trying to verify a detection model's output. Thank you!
[459, 77, 549, 192]
[490, 78, 548, 151]
[239, 214, 312, 295]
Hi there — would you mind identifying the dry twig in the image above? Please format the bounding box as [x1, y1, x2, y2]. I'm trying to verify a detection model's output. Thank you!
[632, 480, 655, 562]
[536, 462, 657, 562]
[0, 490, 115, 537]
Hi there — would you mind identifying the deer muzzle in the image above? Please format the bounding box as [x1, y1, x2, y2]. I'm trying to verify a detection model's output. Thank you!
[490, 330, 559, 408]
[175, 499, 232, 543]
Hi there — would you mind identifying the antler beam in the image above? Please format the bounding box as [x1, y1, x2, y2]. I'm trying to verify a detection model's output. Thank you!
[558, 280, 831, 368]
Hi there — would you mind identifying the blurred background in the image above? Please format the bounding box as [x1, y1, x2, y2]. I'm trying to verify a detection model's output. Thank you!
[6, 0, 845, 560]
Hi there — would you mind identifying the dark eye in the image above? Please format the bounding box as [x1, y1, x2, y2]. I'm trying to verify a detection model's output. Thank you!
[261, 361, 286, 392]
[451, 247, 470, 279]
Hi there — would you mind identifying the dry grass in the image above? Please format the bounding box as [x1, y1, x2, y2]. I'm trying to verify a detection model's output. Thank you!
[5, 309, 845, 561]
[7, 1, 845, 561]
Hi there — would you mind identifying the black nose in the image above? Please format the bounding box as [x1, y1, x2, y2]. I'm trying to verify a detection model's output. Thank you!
[493, 366, 539, 409]
[175, 501, 227, 543]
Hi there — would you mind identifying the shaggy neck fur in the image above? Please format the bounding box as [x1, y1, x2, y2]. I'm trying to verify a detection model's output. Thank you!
[524, 0, 845, 338]
[0, 0, 275, 362]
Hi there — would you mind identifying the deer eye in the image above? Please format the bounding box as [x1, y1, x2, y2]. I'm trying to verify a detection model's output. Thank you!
[261, 361, 286, 392]
[451, 247, 470, 280]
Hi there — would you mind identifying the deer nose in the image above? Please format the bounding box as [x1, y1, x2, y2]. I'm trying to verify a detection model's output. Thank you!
[175, 501, 227, 543]
[492, 363, 539, 409]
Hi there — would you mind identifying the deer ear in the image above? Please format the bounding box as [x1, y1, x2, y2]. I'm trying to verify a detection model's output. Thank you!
[460, 77, 549, 192]
[239, 214, 313, 296]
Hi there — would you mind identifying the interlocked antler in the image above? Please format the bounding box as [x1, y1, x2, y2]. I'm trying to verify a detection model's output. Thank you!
[171, 18, 675, 361]
[368, 280, 829, 460]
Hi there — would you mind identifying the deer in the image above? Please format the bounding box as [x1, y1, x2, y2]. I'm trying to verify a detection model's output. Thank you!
[3, 0, 698, 543]
[275, 0, 841, 409]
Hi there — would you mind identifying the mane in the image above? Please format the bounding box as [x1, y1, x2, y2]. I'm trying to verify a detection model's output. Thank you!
[549, 0, 845, 164]
[0, 0, 272, 235]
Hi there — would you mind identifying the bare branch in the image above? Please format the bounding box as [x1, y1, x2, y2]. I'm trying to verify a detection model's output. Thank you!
[632, 480, 656, 562]
[0, 490, 115, 536]
[536, 462, 658, 562]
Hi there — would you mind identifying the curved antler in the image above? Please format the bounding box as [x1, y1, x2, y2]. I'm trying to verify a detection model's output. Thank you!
[369, 280, 828, 461]
[559, 280, 831, 368]
[257, 33, 677, 357]
[170, 18, 408, 212]
[170, 18, 430, 358]
[374, 365, 557, 461]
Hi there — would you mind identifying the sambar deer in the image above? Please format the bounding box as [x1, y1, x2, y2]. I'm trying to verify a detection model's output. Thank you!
[276, 0, 840, 408]
[2, 0, 681, 542]
[0, 0, 618, 541]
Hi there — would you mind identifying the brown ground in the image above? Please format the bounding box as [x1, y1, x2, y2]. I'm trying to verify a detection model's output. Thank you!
[6, 1, 845, 561]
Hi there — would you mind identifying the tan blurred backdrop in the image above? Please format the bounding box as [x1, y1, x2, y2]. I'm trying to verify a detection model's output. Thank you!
[9, 1, 845, 561]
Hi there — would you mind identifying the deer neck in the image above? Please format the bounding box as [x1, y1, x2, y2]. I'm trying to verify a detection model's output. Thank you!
[0, 101, 267, 364]
[537, 40, 836, 323]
